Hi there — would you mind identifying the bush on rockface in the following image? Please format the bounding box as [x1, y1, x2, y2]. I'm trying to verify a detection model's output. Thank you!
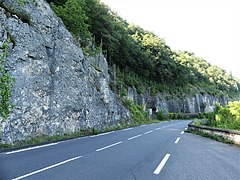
[156, 109, 168, 121]
[121, 97, 146, 124]
[0, 39, 15, 119]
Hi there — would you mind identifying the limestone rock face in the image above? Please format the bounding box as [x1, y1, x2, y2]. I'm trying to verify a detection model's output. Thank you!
[127, 87, 228, 116]
[0, 0, 129, 144]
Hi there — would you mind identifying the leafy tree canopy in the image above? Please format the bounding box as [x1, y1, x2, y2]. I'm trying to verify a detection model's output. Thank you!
[49, 0, 240, 97]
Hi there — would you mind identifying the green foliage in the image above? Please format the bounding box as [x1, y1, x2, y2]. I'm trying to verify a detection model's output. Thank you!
[50, 0, 91, 46]
[49, 0, 240, 97]
[206, 101, 240, 131]
[187, 128, 234, 145]
[168, 113, 176, 119]
[0, 39, 15, 119]
[174, 51, 240, 97]
[18, 0, 28, 5]
[156, 109, 168, 121]
[46, 0, 67, 6]
[121, 97, 147, 123]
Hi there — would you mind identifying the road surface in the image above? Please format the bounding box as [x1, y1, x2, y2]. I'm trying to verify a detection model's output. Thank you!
[0, 120, 239, 180]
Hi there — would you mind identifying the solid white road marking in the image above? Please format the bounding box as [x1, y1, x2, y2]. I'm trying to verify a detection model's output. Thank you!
[181, 131, 184, 134]
[144, 130, 153, 134]
[91, 132, 110, 137]
[123, 127, 133, 131]
[127, 134, 142, 140]
[96, 141, 122, 152]
[153, 154, 171, 175]
[6, 142, 59, 155]
[174, 137, 181, 144]
[12, 156, 82, 180]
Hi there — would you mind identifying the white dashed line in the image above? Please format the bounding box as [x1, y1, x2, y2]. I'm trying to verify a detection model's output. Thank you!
[168, 129, 179, 131]
[153, 154, 171, 175]
[128, 134, 142, 140]
[12, 156, 82, 180]
[181, 131, 184, 134]
[6, 142, 59, 155]
[174, 137, 181, 144]
[155, 127, 162, 130]
[144, 130, 153, 134]
[140, 125, 146, 127]
[96, 141, 122, 152]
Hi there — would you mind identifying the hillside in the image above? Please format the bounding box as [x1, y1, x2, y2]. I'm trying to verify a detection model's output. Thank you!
[48, 0, 240, 98]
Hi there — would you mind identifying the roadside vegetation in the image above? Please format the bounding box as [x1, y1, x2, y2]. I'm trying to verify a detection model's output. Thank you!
[0, 117, 166, 150]
[189, 101, 240, 146]
[194, 101, 240, 131]
[187, 129, 235, 145]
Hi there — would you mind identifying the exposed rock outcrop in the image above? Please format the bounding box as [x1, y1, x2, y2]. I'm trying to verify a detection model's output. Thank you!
[0, 0, 129, 144]
[127, 87, 228, 117]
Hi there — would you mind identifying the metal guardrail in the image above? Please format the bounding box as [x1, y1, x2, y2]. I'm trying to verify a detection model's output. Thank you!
[188, 122, 240, 145]
[188, 122, 240, 135]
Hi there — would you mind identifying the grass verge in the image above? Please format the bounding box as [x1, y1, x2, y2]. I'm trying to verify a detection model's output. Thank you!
[186, 128, 240, 147]
[0, 128, 96, 151]
[0, 119, 166, 151]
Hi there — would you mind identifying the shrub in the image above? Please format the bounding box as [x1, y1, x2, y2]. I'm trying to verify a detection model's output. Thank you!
[168, 112, 176, 119]
[121, 97, 146, 123]
[0, 39, 15, 119]
[156, 109, 168, 121]
[205, 101, 240, 131]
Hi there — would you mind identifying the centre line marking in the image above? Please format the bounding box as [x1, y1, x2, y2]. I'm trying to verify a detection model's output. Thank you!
[6, 142, 59, 155]
[168, 128, 178, 131]
[123, 127, 133, 131]
[144, 130, 153, 134]
[181, 131, 184, 134]
[153, 154, 171, 175]
[174, 137, 181, 144]
[12, 156, 82, 180]
[96, 141, 122, 152]
[128, 134, 142, 140]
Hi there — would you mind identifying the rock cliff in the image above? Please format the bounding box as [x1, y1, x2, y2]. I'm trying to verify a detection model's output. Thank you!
[0, 0, 129, 144]
[127, 87, 228, 117]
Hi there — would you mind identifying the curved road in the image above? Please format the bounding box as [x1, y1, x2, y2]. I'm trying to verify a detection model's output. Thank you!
[0, 120, 239, 180]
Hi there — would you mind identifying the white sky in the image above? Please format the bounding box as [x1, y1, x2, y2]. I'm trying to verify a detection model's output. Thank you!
[101, 0, 240, 78]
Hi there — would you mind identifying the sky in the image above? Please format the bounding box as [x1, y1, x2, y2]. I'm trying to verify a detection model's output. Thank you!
[101, 0, 240, 78]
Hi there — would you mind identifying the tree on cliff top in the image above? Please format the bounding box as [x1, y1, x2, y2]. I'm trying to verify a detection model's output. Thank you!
[50, 0, 91, 45]
[49, 0, 240, 97]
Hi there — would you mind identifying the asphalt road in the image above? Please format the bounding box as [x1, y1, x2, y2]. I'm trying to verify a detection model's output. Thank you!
[0, 120, 239, 180]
